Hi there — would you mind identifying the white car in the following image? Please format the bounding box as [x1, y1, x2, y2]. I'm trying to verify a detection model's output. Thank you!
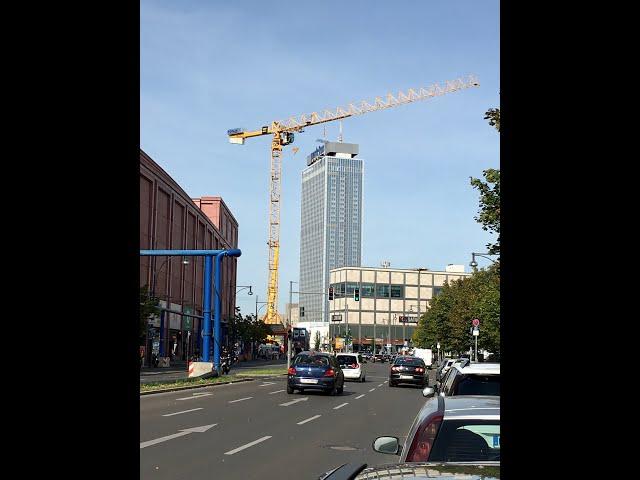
[336, 353, 366, 382]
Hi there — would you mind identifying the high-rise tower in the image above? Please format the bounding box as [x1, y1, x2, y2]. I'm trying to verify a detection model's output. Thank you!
[299, 141, 363, 332]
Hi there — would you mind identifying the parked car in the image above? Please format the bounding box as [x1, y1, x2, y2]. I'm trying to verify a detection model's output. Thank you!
[389, 355, 428, 388]
[318, 461, 500, 480]
[287, 351, 345, 395]
[336, 353, 366, 382]
[436, 358, 455, 382]
[429, 363, 500, 398]
[373, 395, 500, 463]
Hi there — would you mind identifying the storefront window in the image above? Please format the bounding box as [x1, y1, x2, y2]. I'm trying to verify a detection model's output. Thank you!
[346, 282, 360, 296]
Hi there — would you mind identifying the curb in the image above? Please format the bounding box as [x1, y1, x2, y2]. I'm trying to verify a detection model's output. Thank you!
[140, 377, 255, 395]
[235, 373, 288, 377]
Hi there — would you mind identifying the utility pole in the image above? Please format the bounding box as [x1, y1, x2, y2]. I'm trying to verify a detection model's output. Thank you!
[288, 281, 294, 370]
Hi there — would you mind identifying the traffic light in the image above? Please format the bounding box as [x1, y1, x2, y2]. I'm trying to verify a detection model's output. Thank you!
[329, 287, 334, 300]
[300, 306, 305, 317]
[354, 288, 360, 301]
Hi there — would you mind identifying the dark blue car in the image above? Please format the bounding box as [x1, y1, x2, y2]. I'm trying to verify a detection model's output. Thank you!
[287, 352, 344, 395]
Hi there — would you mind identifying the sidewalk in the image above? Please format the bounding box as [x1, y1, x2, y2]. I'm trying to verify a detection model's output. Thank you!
[140, 357, 286, 384]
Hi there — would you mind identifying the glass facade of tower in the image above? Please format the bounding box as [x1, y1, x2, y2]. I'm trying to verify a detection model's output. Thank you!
[300, 151, 363, 325]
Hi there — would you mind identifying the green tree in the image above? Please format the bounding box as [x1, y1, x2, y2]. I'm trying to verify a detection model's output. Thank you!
[139, 285, 160, 343]
[314, 330, 321, 351]
[470, 107, 501, 256]
[412, 266, 500, 356]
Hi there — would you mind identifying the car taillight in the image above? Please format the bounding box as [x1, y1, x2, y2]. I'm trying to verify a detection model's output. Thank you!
[416, 367, 424, 373]
[405, 413, 443, 462]
[288, 367, 296, 375]
[350, 363, 358, 369]
[324, 368, 335, 377]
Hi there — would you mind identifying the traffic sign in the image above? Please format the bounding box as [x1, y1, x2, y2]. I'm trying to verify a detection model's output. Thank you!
[331, 314, 342, 322]
[472, 328, 479, 336]
[472, 318, 480, 327]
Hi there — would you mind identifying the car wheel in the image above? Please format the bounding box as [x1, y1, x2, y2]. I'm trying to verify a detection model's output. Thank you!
[287, 385, 294, 394]
[389, 381, 396, 387]
[337, 383, 344, 394]
[327, 383, 337, 396]
[361, 375, 365, 383]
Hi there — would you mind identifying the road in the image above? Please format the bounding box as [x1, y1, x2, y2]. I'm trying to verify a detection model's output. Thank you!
[140, 362, 436, 479]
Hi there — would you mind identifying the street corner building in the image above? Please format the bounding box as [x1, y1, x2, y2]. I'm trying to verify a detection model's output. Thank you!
[140, 149, 239, 363]
[327, 264, 472, 351]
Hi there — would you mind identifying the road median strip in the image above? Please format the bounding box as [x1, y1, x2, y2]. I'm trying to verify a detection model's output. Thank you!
[140, 375, 254, 395]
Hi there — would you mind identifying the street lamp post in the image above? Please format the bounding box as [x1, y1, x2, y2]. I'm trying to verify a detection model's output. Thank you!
[469, 252, 498, 270]
[288, 281, 297, 370]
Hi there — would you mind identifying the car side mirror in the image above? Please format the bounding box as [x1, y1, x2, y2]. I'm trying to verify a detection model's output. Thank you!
[422, 386, 435, 397]
[372, 436, 400, 455]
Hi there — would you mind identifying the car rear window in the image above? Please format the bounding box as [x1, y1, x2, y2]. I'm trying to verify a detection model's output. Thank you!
[454, 375, 500, 396]
[294, 355, 329, 366]
[394, 357, 425, 366]
[430, 420, 500, 462]
[336, 355, 358, 366]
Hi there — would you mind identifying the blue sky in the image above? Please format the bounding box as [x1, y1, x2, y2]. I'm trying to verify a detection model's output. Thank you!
[140, 0, 500, 316]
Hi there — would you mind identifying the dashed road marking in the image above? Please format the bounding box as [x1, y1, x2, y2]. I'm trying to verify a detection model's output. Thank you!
[162, 408, 203, 417]
[259, 382, 276, 387]
[378, 384, 384, 387]
[297, 415, 322, 425]
[176, 393, 213, 401]
[355, 394, 365, 399]
[369, 388, 376, 392]
[333, 403, 349, 410]
[268, 389, 285, 394]
[224, 436, 272, 455]
[228, 397, 253, 403]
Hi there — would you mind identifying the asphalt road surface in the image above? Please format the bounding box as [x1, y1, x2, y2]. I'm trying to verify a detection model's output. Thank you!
[140, 361, 436, 479]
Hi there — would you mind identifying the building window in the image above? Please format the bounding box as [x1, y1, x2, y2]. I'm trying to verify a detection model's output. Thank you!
[376, 284, 390, 298]
[346, 282, 359, 296]
[390, 285, 404, 298]
[433, 287, 443, 297]
[361, 283, 375, 297]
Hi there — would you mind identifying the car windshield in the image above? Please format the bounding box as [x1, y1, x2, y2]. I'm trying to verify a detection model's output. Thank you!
[394, 357, 424, 366]
[430, 420, 500, 462]
[336, 356, 357, 366]
[294, 354, 329, 366]
[455, 375, 501, 396]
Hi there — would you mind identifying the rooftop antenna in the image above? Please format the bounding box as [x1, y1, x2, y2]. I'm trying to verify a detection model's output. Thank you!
[380, 260, 390, 269]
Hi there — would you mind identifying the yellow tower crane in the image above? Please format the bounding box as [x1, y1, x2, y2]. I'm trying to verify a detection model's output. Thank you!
[227, 75, 479, 325]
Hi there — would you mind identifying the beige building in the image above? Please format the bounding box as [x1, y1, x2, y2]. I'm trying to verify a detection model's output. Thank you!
[328, 265, 471, 351]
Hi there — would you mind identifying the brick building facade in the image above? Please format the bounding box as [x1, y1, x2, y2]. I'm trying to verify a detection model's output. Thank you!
[140, 149, 239, 361]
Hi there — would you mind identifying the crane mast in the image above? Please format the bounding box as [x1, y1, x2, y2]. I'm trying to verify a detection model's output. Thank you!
[228, 75, 479, 325]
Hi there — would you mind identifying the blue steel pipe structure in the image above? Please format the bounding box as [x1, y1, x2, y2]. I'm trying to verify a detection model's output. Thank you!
[140, 249, 242, 371]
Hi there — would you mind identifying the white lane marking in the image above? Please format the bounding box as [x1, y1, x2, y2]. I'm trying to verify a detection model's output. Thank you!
[176, 393, 213, 401]
[279, 397, 309, 407]
[162, 408, 203, 417]
[369, 388, 376, 392]
[355, 394, 365, 399]
[229, 397, 253, 403]
[297, 415, 322, 425]
[224, 436, 272, 455]
[140, 424, 217, 449]
[333, 403, 349, 410]
[269, 389, 285, 395]
[192, 392, 210, 396]
[378, 384, 384, 387]
[259, 382, 276, 386]
[383, 380, 388, 383]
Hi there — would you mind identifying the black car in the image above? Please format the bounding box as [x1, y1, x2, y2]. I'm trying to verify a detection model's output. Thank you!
[287, 351, 345, 395]
[389, 356, 428, 387]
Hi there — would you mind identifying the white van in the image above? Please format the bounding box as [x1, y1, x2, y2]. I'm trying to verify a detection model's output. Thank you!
[336, 353, 367, 382]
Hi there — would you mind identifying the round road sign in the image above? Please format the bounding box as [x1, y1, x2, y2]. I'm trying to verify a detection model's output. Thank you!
[472, 318, 480, 327]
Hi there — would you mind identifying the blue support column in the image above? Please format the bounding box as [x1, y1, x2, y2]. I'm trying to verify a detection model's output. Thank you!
[213, 253, 224, 373]
[202, 255, 213, 363]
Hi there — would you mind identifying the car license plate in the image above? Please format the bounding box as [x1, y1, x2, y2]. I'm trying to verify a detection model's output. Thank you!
[300, 378, 318, 384]
[400, 375, 414, 379]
